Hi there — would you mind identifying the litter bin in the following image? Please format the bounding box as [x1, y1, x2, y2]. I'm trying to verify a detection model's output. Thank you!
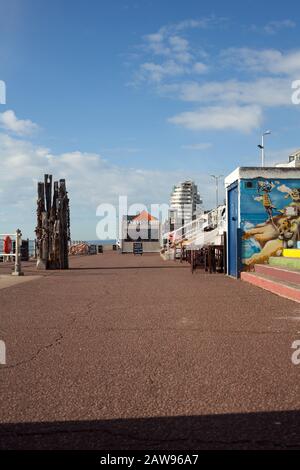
[89, 244, 97, 255]
[13, 239, 29, 261]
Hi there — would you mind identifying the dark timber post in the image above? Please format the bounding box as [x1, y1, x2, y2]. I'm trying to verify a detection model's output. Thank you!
[36, 175, 70, 270]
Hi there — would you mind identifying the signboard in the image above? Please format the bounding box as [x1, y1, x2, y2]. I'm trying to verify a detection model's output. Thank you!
[133, 241, 143, 255]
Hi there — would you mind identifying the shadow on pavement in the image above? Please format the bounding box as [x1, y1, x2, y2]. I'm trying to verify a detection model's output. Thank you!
[69, 265, 188, 270]
[0, 410, 299, 450]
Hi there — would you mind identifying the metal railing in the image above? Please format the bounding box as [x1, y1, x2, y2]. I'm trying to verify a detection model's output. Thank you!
[0, 229, 24, 276]
[163, 216, 205, 245]
[163, 208, 226, 249]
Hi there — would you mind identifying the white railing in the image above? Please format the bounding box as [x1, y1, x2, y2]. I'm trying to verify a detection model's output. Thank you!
[0, 229, 24, 276]
[163, 207, 226, 249]
[163, 215, 206, 246]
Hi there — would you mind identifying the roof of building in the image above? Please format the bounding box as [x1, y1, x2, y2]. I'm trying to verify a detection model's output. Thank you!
[290, 149, 300, 156]
[127, 210, 158, 222]
[133, 210, 157, 222]
[225, 166, 300, 187]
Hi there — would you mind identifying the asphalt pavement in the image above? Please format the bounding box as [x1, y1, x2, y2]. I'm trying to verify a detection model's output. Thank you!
[0, 252, 299, 449]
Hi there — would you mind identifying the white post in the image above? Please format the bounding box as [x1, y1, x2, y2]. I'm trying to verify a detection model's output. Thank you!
[261, 134, 265, 167]
[12, 229, 24, 276]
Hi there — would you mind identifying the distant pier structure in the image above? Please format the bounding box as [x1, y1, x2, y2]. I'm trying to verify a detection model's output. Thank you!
[36, 174, 70, 270]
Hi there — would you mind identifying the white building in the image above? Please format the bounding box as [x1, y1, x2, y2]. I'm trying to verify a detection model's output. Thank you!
[121, 210, 161, 253]
[276, 149, 300, 168]
[169, 180, 202, 226]
[203, 205, 226, 231]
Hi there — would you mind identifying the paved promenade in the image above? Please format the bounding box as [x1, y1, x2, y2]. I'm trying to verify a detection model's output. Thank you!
[0, 252, 299, 449]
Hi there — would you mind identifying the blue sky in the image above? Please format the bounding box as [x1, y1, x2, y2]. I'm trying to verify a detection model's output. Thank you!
[1, 0, 300, 238]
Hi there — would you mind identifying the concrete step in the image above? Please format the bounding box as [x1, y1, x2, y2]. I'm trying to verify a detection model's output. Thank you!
[269, 256, 300, 270]
[254, 263, 300, 284]
[241, 271, 300, 303]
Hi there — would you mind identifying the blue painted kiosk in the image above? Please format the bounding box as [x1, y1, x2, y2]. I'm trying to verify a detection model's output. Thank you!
[225, 167, 300, 277]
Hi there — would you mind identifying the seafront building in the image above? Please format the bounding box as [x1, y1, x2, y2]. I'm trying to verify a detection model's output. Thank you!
[276, 149, 300, 168]
[169, 180, 202, 228]
[203, 205, 226, 231]
[161, 180, 205, 252]
[121, 210, 160, 253]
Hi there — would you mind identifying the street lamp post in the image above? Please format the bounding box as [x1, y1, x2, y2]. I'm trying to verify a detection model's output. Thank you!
[258, 130, 271, 167]
[211, 175, 223, 208]
[211, 175, 223, 227]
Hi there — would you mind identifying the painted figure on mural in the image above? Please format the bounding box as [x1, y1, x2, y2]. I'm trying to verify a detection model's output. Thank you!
[256, 181, 276, 221]
[241, 179, 300, 267]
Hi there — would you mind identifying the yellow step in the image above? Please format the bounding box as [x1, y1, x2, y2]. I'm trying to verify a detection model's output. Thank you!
[283, 249, 300, 258]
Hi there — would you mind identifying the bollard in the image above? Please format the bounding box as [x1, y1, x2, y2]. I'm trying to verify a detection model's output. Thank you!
[12, 229, 24, 276]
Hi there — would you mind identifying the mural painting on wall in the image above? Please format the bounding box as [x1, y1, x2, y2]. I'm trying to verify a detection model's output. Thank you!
[241, 178, 300, 266]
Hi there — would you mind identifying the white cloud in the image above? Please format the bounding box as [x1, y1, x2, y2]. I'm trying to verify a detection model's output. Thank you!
[144, 16, 226, 42]
[135, 19, 213, 83]
[138, 57, 207, 82]
[221, 47, 300, 76]
[0, 132, 219, 237]
[144, 34, 171, 57]
[145, 32, 164, 43]
[177, 77, 292, 106]
[168, 35, 189, 52]
[131, 19, 300, 136]
[100, 146, 142, 154]
[171, 16, 228, 32]
[0, 80, 6, 104]
[262, 20, 296, 35]
[249, 20, 296, 35]
[181, 143, 212, 150]
[140, 60, 186, 82]
[0, 109, 39, 136]
[169, 105, 263, 133]
[193, 62, 209, 74]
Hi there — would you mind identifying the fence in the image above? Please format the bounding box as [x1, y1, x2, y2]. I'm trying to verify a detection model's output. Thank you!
[0, 229, 24, 276]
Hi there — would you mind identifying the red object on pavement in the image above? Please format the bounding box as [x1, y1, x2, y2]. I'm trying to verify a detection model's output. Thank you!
[3, 236, 12, 254]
